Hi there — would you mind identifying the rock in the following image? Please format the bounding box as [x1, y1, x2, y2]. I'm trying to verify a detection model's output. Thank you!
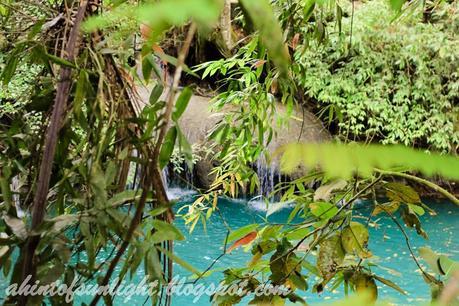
[133, 82, 330, 189]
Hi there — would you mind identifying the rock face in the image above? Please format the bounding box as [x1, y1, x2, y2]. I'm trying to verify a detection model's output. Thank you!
[134, 82, 330, 189]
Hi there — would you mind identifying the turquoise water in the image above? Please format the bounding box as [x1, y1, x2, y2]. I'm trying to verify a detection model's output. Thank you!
[2, 189, 458, 305]
[167, 193, 458, 306]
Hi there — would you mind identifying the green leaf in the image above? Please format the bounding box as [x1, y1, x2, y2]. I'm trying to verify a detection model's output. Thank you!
[280, 143, 459, 181]
[389, 0, 405, 12]
[407, 203, 425, 216]
[154, 51, 199, 78]
[304, 0, 316, 22]
[107, 190, 147, 207]
[172, 87, 192, 121]
[317, 234, 345, 280]
[156, 245, 201, 275]
[150, 219, 184, 243]
[176, 126, 193, 168]
[309, 202, 338, 220]
[74, 70, 90, 112]
[159, 126, 177, 169]
[336, 5, 343, 33]
[1, 56, 19, 85]
[284, 226, 309, 240]
[142, 55, 153, 83]
[372, 201, 400, 216]
[384, 182, 420, 204]
[341, 222, 371, 258]
[46, 53, 77, 68]
[401, 206, 427, 239]
[144, 247, 164, 281]
[373, 275, 406, 295]
[289, 272, 308, 291]
[149, 83, 164, 105]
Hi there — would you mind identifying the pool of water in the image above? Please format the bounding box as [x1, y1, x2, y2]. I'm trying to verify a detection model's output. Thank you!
[2, 189, 457, 305]
[166, 194, 458, 306]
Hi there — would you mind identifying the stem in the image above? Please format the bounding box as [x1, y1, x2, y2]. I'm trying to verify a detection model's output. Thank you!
[152, 23, 197, 163]
[89, 169, 152, 306]
[375, 169, 459, 206]
[89, 23, 197, 306]
[17, 2, 89, 305]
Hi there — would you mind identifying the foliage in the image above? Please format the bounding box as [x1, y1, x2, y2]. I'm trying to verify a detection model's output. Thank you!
[1, 0, 458, 305]
[194, 35, 297, 198]
[293, 0, 459, 152]
[0, 0, 295, 305]
[183, 1, 459, 305]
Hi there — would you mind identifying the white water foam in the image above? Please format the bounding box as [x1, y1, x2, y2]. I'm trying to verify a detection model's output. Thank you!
[166, 187, 197, 200]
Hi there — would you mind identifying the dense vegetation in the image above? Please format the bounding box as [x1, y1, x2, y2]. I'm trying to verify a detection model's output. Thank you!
[0, 0, 458, 306]
[294, 1, 459, 152]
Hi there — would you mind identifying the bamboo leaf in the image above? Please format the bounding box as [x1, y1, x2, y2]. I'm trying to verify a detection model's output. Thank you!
[172, 87, 192, 121]
[159, 127, 177, 169]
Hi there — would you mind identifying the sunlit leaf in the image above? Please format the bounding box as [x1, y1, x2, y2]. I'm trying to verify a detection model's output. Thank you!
[341, 222, 371, 258]
[280, 143, 459, 181]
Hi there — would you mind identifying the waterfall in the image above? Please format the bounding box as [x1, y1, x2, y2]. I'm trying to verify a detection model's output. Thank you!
[255, 157, 277, 198]
[161, 166, 169, 189]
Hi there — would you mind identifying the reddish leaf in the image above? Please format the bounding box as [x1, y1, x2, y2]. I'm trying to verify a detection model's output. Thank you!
[252, 60, 267, 68]
[140, 23, 151, 39]
[226, 231, 257, 253]
[291, 33, 300, 50]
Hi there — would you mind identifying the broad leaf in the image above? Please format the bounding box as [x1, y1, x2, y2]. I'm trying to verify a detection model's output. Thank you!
[341, 222, 371, 258]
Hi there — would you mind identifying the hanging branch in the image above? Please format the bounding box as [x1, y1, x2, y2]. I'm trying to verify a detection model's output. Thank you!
[89, 22, 197, 306]
[16, 1, 90, 305]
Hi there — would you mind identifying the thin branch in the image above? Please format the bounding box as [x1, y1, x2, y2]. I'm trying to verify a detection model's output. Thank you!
[152, 23, 197, 163]
[380, 205, 438, 284]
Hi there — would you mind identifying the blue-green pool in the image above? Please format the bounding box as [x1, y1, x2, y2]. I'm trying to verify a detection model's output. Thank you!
[2, 189, 458, 305]
[167, 192, 458, 305]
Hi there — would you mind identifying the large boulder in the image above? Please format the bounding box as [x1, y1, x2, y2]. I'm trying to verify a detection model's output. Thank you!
[134, 82, 331, 189]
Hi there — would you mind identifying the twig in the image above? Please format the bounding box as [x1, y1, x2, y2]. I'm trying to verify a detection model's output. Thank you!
[89, 22, 197, 306]
[381, 205, 437, 283]
[152, 23, 197, 162]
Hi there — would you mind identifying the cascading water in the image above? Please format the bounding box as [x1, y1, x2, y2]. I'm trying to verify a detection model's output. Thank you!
[161, 166, 169, 189]
[255, 157, 277, 198]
